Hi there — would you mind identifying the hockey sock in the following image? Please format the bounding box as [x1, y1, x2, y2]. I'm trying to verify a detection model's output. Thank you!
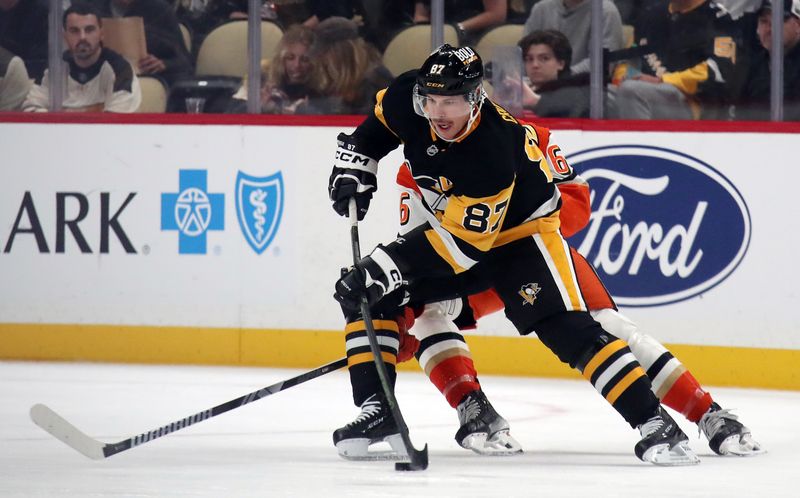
[416, 331, 481, 408]
[344, 318, 400, 406]
[659, 367, 714, 423]
[591, 309, 714, 423]
[578, 336, 661, 428]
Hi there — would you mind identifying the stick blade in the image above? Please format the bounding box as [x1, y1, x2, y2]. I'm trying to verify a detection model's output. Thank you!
[30, 404, 107, 460]
[394, 444, 429, 471]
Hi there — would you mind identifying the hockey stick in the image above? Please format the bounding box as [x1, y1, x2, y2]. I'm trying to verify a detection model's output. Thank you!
[347, 198, 428, 471]
[30, 357, 348, 460]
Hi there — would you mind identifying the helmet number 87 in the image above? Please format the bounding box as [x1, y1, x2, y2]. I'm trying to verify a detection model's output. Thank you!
[463, 199, 509, 233]
[429, 64, 445, 75]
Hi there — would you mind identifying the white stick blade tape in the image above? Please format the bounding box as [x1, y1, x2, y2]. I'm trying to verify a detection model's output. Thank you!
[30, 404, 106, 460]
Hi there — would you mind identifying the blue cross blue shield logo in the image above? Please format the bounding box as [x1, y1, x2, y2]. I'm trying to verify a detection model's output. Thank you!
[161, 169, 224, 254]
[235, 171, 284, 254]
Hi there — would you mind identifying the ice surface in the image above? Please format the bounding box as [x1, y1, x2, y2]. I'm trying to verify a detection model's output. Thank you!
[2, 361, 796, 497]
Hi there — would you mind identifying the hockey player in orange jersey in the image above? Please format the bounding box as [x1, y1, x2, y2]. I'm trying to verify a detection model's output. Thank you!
[396, 120, 763, 458]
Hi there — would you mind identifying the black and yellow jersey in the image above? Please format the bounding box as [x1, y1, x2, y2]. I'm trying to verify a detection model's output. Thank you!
[349, 71, 562, 280]
[631, 0, 743, 107]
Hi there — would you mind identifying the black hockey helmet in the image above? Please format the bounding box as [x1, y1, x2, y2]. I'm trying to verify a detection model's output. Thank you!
[416, 44, 484, 96]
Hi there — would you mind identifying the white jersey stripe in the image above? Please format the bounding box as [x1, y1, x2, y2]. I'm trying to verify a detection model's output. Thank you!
[345, 336, 400, 352]
[418, 339, 471, 367]
[593, 352, 638, 394]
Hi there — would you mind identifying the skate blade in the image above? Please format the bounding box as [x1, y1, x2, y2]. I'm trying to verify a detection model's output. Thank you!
[718, 434, 766, 457]
[641, 441, 700, 466]
[460, 430, 523, 456]
[336, 434, 409, 462]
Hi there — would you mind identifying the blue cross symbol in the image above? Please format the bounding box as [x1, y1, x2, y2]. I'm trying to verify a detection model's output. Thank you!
[161, 170, 224, 254]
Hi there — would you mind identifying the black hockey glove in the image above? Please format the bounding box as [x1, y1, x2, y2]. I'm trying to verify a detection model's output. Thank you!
[334, 245, 407, 311]
[328, 132, 378, 221]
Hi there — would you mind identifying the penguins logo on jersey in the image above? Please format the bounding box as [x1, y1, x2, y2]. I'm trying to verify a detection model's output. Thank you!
[427, 144, 439, 156]
[414, 174, 453, 216]
[519, 283, 542, 305]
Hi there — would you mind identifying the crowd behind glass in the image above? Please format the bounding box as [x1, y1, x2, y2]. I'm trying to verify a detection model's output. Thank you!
[0, 0, 797, 120]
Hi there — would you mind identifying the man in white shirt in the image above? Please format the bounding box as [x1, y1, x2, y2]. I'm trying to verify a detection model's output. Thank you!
[0, 46, 31, 110]
[23, 2, 141, 112]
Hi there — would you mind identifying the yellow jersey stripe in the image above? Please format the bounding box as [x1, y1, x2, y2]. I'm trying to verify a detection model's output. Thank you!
[606, 367, 647, 405]
[582, 339, 627, 380]
[345, 319, 399, 334]
[373, 89, 399, 138]
[347, 351, 397, 367]
[535, 231, 585, 311]
[425, 229, 469, 274]
[493, 213, 561, 247]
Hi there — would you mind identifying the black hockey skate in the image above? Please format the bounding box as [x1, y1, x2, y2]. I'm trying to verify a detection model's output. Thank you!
[333, 394, 407, 461]
[455, 390, 522, 456]
[635, 407, 699, 466]
[698, 402, 764, 456]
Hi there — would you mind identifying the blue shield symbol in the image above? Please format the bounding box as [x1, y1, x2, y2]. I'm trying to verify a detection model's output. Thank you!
[236, 171, 284, 254]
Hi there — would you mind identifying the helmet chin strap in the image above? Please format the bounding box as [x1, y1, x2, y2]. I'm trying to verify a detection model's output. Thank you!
[429, 97, 484, 143]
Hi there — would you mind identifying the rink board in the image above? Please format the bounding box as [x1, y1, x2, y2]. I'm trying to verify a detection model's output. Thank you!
[1, 118, 799, 389]
[2, 323, 798, 390]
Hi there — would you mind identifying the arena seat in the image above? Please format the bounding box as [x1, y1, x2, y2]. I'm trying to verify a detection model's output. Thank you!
[475, 24, 524, 60]
[179, 22, 192, 53]
[136, 76, 169, 113]
[195, 20, 283, 78]
[382, 24, 458, 76]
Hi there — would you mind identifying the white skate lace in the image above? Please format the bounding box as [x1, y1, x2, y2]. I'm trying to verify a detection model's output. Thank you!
[458, 397, 481, 424]
[350, 396, 382, 426]
[638, 415, 664, 438]
[698, 408, 739, 439]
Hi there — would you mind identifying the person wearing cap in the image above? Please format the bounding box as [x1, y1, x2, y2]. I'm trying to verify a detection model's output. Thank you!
[302, 16, 391, 114]
[737, 0, 800, 119]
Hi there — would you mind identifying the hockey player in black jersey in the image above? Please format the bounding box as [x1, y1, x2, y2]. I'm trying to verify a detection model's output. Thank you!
[328, 44, 699, 465]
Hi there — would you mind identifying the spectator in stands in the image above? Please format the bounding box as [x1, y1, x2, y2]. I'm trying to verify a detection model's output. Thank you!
[523, 0, 624, 74]
[613, 0, 743, 120]
[413, 0, 507, 44]
[23, 2, 141, 112]
[737, 0, 800, 120]
[496, 30, 593, 117]
[227, 25, 320, 113]
[91, 0, 193, 85]
[0, 46, 31, 110]
[227, 59, 273, 113]
[0, 0, 48, 79]
[302, 16, 391, 114]
[267, 24, 319, 105]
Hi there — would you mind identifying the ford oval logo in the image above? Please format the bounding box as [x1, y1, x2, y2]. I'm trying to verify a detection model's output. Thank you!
[568, 145, 751, 307]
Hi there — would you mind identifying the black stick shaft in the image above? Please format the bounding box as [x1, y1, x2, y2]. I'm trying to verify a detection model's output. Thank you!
[101, 357, 347, 457]
[347, 199, 428, 471]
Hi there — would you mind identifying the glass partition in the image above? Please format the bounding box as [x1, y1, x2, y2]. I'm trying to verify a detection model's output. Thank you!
[1, 0, 797, 119]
